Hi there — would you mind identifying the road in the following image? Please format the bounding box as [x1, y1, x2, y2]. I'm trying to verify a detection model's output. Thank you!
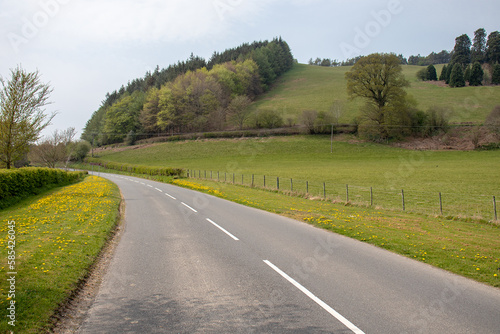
[79, 173, 500, 333]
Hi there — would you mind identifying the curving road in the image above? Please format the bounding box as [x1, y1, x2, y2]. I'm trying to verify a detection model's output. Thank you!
[79, 173, 500, 333]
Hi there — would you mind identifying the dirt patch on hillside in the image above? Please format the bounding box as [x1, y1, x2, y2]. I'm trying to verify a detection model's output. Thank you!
[392, 127, 499, 150]
[93, 143, 158, 155]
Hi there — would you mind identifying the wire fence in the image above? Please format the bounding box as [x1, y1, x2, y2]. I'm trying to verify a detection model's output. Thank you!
[187, 169, 499, 222]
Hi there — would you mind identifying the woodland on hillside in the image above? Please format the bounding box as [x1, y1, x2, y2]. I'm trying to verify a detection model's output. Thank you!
[82, 38, 294, 145]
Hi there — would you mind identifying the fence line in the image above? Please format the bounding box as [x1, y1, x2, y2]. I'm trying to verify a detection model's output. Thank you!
[187, 169, 499, 222]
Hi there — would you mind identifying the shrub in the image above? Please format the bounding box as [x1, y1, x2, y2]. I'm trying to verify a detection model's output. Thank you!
[485, 105, 500, 135]
[424, 106, 451, 136]
[69, 141, 91, 162]
[416, 68, 428, 81]
[253, 109, 284, 129]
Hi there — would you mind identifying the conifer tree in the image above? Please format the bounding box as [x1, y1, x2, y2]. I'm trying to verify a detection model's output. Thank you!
[439, 65, 447, 81]
[427, 64, 438, 81]
[445, 64, 454, 84]
[486, 31, 500, 64]
[449, 63, 466, 87]
[491, 64, 500, 85]
[464, 65, 471, 83]
[471, 28, 487, 64]
[469, 62, 484, 86]
[451, 34, 472, 67]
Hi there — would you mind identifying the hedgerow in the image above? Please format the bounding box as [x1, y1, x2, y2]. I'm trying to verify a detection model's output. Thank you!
[0, 168, 86, 209]
[84, 158, 184, 177]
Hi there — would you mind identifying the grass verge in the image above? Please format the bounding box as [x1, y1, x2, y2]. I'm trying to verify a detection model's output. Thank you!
[171, 178, 500, 288]
[0, 176, 121, 333]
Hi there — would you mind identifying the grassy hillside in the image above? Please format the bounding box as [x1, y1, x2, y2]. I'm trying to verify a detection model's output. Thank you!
[249, 64, 500, 124]
[96, 136, 500, 219]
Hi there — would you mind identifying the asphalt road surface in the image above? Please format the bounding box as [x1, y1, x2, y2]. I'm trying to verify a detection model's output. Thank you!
[78, 173, 500, 333]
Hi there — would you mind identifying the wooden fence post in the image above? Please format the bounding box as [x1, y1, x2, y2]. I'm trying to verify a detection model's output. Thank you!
[494, 196, 497, 221]
[370, 187, 373, 206]
[346, 184, 349, 202]
[439, 192, 443, 215]
[277, 177, 280, 190]
[402, 189, 405, 211]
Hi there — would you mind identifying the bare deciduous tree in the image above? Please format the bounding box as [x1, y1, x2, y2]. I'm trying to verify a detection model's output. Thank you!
[0, 66, 55, 168]
[29, 127, 76, 168]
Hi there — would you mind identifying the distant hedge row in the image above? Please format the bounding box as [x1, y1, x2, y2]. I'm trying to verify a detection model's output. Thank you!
[85, 158, 184, 177]
[0, 168, 86, 209]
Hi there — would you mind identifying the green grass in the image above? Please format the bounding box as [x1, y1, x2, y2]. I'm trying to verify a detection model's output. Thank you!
[171, 178, 500, 288]
[0, 176, 121, 333]
[96, 135, 500, 220]
[249, 63, 500, 123]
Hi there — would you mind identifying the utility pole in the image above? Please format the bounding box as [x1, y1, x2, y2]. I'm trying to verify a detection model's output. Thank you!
[91, 133, 96, 157]
[331, 124, 334, 153]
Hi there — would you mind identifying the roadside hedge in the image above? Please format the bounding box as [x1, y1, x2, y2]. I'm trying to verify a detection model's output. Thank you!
[84, 158, 184, 177]
[0, 168, 86, 209]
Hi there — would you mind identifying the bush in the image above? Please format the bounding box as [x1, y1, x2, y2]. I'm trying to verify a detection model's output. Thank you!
[485, 105, 500, 135]
[0, 168, 85, 209]
[253, 109, 284, 129]
[125, 130, 137, 146]
[70, 141, 91, 162]
[416, 68, 428, 81]
[424, 106, 450, 136]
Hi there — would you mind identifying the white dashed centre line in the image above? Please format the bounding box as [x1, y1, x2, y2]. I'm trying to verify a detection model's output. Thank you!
[181, 202, 197, 213]
[165, 193, 177, 200]
[263, 260, 365, 334]
[205, 218, 239, 241]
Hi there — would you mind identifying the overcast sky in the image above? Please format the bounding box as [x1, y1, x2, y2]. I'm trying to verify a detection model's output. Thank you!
[1, 0, 499, 138]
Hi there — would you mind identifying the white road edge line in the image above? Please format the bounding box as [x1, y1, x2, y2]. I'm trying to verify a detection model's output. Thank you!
[205, 218, 239, 241]
[263, 260, 365, 334]
[181, 202, 197, 213]
[165, 193, 177, 200]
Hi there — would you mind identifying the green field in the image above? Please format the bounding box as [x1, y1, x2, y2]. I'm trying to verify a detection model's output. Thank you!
[249, 64, 500, 124]
[95, 136, 500, 219]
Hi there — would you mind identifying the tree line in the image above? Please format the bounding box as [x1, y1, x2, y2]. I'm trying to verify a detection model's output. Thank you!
[310, 28, 500, 70]
[417, 28, 500, 87]
[308, 54, 407, 67]
[82, 38, 294, 145]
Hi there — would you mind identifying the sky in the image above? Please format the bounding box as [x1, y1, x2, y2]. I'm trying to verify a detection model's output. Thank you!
[1, 0, 499, 138]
